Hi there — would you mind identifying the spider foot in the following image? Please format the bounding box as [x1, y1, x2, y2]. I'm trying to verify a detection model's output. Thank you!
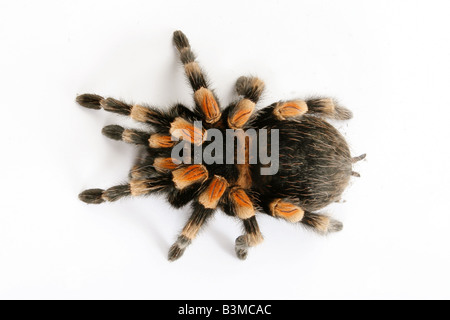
[78, 188, 105, 204]
[168, 236, 191, 262]
[76, 94, 103, 110]
[327, 218, 344, 234]
[235, 235, 249, 260]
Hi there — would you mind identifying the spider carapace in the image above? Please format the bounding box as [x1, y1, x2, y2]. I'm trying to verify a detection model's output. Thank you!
[77, 31, 365, 261]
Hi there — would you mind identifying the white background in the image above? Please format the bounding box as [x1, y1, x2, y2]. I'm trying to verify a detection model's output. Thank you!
[1, 0, 449, 300]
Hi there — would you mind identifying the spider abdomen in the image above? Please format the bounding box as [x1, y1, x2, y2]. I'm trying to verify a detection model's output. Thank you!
[253, 116, 352, 212]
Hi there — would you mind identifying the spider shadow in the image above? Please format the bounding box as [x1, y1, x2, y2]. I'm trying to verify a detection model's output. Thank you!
[208, 221, 236, 258]
[127, 202, 171, 258]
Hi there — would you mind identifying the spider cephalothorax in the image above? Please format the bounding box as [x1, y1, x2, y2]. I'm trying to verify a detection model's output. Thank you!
[77, 30, 365, 261]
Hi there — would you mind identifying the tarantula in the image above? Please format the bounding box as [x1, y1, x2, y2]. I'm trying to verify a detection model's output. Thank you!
[77, 30, 365, 261]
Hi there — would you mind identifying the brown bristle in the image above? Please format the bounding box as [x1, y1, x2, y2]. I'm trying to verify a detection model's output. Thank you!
[194, 87, 221, 124]
[172, 165, 209, 190]
[229, 188, 255, 219]
[198, 176, 229, 209]
[274, 100, 308, 120]
[170, 117, 206, 145]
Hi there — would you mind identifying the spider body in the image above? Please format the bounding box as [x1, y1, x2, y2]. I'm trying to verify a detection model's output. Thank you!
[77, 31, 364, 261]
